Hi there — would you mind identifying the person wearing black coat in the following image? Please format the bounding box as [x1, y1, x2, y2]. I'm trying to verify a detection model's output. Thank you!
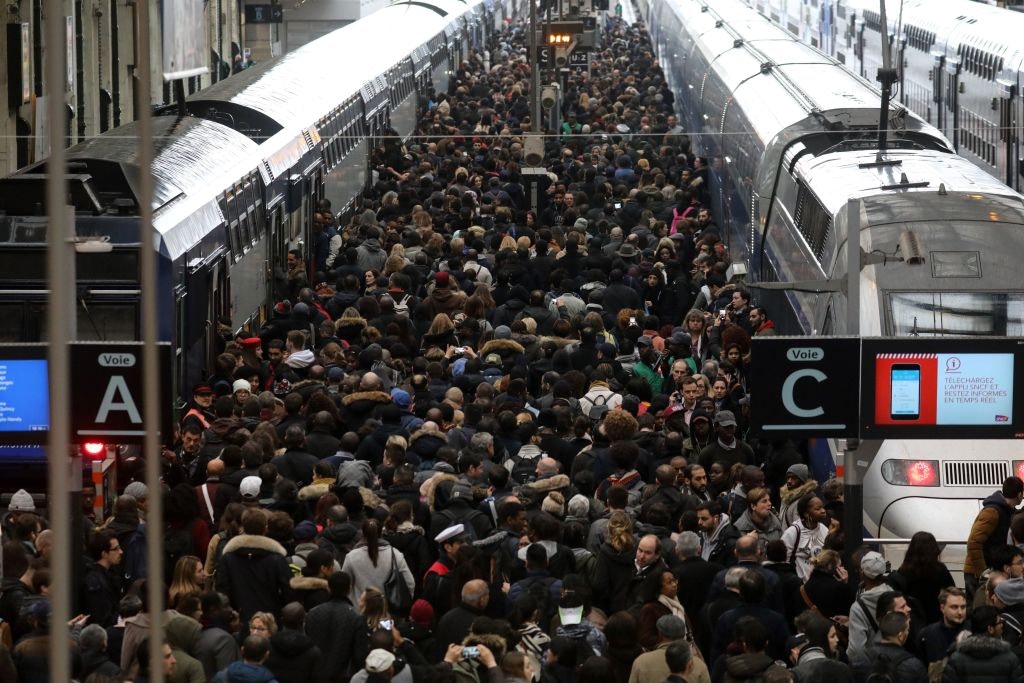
[433, 580, 489, 660]
[306, 573, 363, 683]
[265, 603, 323, 683]
[942, 606, 1024, 683]
[215, 512, 293, 624]
[271, 427, 321, 487]
[592, 538, 637, 615]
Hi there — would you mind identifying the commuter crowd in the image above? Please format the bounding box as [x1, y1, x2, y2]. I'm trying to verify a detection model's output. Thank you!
[3, 9, 1024, 683]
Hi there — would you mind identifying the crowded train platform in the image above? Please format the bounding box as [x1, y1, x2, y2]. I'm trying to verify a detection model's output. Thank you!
[1, 5, 1019, 683]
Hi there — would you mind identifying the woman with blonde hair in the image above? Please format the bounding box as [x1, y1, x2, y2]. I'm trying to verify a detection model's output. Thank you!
[584, 311, 616, 349]
[168, 555, 206, 608]
[499, 234, 518, 252]
[422, 312, 459, 351]
[593, 511, 637, 614]
[248, 612, 278, 638]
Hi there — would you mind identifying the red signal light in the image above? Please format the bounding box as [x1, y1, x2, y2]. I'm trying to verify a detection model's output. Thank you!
[82, 442, 106, 459]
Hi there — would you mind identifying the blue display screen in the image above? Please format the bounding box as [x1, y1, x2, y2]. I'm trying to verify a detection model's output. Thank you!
[0, 360, 49, 432]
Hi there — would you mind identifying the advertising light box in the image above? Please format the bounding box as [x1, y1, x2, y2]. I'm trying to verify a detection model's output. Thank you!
[861, 338, 1024, 439]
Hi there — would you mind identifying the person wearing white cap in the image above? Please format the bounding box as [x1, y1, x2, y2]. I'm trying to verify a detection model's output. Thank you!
[846, 550, 896, 665]
[422, 525, 468, 616]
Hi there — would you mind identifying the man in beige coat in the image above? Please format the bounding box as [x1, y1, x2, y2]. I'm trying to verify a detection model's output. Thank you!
[628, 615, 711, 683]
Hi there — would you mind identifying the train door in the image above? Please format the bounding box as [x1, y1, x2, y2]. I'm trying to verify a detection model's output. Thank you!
[998, 80, 1018, 190]
[931, 51, 945, 132]
[945, 55, 961, 151]
[267, 202, 288, 303]
[209, 259, 229, 365]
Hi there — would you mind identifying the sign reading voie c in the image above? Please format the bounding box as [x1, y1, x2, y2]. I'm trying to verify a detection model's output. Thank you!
[71, 343, 172, 443]
[750, 337, 860, 438]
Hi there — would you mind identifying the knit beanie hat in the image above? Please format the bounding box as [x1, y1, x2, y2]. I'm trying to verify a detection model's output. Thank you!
[567, 494, 590, 519]
[410, 599, 435, 627]
[8, 489, 34, 512]
[541, 491, 565, 517]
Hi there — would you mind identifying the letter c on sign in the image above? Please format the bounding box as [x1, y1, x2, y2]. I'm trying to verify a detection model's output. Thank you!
[781, 369, 826, 418]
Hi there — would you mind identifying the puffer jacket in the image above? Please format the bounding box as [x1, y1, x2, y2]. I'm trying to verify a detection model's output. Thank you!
[942, 634, 1024, 683]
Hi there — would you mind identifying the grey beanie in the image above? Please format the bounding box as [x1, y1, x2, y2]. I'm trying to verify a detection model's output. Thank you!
[494, 325, 512, 340]
[786, 464, 810, 483]
[996, 577, 1024, 607]
[8, 489, 35, 512]
[124, 481, 149, 500]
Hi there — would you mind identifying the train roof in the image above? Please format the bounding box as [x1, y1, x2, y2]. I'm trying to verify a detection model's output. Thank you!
[0, 116, 258, 216]
[674, 0, 945, 147]
[794, 149, 1024, 221]
[182, 0, 479, 141]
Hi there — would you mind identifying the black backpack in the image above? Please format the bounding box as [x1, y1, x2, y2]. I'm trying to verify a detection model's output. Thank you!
[865, 648, 915, 683]
[587, 392, 611, 424]
[508, 453, 539, 485]
[520, 574, 558, 626]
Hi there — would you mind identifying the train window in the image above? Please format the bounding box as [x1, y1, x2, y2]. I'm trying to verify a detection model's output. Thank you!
[794, 184, 832, 260]
[74, 303, 138, 342]
[889, 291, 1024, 336]
[227, 221, 241, 261]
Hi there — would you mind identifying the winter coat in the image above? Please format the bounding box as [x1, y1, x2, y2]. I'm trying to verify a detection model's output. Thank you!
[290, 575, 330, 611]
[340, 541, 415, 607]
[305, 598, 362, 683]
[627, 642, 712, 683]
[802, 568, 856, 618]
[722, 652, 785, 683]
[166, 614, 206, 683]
[215, 533, 293, 622]
[733, 508, 784, 543]
[355, 238, 386, 273]
[195, 625, 240, 680]
[792, 647, 854, 683]
[434, 602, 485, 660]
[385, 526, 433, 584]
[942, 633, 1024, 683]
[266, 628, 323, 683]
[858, 641, 928, 683]
[846, 583, 891, 664]
[341, 390, 393, 433]
[779, 479, 819, 526]
[213, 661, 279, 683]
[592, 542, 636, 614]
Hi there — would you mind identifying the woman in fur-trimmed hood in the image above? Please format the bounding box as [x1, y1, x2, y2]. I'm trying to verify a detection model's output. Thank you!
[779, 463, 818, 526]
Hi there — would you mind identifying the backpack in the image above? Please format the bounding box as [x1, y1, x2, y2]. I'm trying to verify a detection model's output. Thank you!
[520, 574, 559, 626]
[865, 648, 915, 683]
[164, 520, 196, 580]
[605, 470, 644, 513]
[586, 392, 612, 424]
[394, 294, 412, 317]
[508, 453, 539, 485]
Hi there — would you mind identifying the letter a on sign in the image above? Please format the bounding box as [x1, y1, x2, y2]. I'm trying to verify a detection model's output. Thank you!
[94, 376, 143, 424]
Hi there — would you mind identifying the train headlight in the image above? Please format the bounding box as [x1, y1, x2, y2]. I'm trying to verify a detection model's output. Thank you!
[881, 459, 939, 486]
[1013, 461, 1024, 481]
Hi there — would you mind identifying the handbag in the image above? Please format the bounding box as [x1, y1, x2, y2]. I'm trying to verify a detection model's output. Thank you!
[383, 547, 413, 613]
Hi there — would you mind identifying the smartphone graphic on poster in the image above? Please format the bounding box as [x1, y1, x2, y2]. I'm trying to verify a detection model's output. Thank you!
[890, 364, 921, 420]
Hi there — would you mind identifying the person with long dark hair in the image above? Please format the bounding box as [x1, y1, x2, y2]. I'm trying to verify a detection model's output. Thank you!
[891, 531, 956, 624]
[341, 518, 415, 610]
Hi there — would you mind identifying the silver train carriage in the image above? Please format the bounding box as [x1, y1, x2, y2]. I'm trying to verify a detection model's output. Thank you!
[645, 0, 1024, 570]
[0, 0, 513, 403]
[742, 0, 1024, 194]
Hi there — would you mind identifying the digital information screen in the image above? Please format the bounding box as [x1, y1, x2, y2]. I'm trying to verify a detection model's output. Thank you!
[0, 350, 48, 446]
[862, 339, 1024, 439]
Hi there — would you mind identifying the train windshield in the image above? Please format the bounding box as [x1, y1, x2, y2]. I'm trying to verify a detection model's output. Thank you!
[888, 291, 1024, 336]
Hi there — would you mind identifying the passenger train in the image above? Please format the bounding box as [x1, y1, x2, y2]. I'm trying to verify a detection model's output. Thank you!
[0, 0, 519, 405]
[640, 0, 1024, 567]
[737, 0, 1024, 194]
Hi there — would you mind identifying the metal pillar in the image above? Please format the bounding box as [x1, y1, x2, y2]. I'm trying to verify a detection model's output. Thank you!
[45, 0, 72, 678]
[135, 0, 165, 681]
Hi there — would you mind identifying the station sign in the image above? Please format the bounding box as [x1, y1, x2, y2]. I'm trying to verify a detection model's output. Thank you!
[749, 337, 860, 438]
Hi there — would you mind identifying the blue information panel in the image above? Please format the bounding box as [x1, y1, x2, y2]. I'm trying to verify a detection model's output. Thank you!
[0, 347, 48, 443]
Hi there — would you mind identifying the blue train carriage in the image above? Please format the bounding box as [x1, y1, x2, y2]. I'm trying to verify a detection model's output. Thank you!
[0, 115, 265, 404]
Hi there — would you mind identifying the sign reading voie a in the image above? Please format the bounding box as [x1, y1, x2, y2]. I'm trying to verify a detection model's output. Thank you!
[71, 343, 172, 443]
[750, 337, 860, 438]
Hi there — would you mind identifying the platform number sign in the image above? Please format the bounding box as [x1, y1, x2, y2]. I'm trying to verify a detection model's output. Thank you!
[71, 343, 172, 443]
